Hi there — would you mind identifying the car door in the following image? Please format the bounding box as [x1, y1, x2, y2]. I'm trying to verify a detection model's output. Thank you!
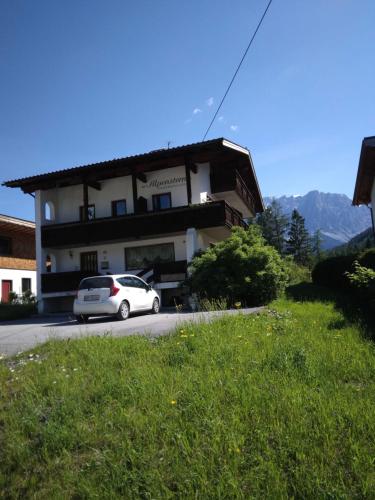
[131, 277, 151, 309]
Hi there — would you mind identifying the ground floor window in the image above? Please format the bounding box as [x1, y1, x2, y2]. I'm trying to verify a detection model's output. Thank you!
[125, 243, 175, 270]
[22, 278, 32, 293]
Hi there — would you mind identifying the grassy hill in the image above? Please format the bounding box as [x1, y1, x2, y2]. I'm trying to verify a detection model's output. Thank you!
[1, 297, 374, 498]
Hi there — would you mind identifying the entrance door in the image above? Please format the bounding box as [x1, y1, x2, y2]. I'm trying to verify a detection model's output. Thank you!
[1, 280, 12, 303]
[80, 251, 98, 274]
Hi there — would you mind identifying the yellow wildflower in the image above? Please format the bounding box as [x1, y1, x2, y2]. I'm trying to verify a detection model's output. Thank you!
[170, 400, 177, 405]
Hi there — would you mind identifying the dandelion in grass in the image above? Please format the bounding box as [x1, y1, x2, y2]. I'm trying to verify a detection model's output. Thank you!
[235, 447, 241, 453]
[180, 335, 188, 338]
[170, 400, 177, 405]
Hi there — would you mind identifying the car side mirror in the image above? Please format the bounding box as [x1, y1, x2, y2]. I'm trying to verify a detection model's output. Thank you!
[147, 284, 152, 291]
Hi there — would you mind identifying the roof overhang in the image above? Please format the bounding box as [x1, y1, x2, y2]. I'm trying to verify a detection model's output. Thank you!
[2, 138, 265, 213]
[353, 136, 375, 206]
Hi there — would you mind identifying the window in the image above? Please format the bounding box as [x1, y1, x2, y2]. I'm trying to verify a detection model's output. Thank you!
[22, 278, 32, 293]
[112, 199, 127, 217]
[132, 277, 149, 289]
[0, 237, 11, 256]
[79, 205, 95, 221]
[79, 277, 113, 290]
[152, 193, 171, 211]
[80, 251, 98, 273]
[116, 276, 136, 287]
[125, 243, 175, 270]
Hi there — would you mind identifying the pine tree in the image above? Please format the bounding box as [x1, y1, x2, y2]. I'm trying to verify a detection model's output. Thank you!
[256, 200, 289, 254]
[312, 229, 323, 261]
[287, 209, 312, 265]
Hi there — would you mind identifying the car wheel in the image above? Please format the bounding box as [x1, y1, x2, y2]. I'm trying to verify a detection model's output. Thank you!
[151, 297, 160, 314]
[75, 314, 89, 324]
[117, 301, 129, 320]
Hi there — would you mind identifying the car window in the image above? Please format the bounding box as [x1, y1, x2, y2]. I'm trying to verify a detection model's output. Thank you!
[117, 277, 135, 287]
[79, 277, 113, 290]
[132, 277, 148, 289]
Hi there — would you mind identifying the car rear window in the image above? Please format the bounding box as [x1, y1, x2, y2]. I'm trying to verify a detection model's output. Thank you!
[79, 277, 113, 290]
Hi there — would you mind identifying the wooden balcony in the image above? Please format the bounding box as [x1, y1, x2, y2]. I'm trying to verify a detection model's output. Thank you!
[210, 169, 256, 217]
[41, 200, 247, 248]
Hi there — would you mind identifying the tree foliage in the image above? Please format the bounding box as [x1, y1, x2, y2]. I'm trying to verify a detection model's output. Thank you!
[286, 210, 312, 265]
[256, 200, 289, 254]
[188, 225, 288, 306]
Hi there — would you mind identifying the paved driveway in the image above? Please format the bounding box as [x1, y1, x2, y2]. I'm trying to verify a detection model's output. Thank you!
[0, 308, 262, 357]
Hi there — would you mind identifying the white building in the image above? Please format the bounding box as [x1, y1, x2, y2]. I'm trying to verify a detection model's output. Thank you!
[3, 138, 264, 312]
[353, 136, 375, 234]
[0, 214, 36, 302]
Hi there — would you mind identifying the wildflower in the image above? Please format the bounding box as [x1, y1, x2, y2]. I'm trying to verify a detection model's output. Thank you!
[53, 381, 57, 384]
[235, 447, 241, 453]
[170, 400, 177, 405]
[180, 334, 188, 338]
[237, 335, 242, 338]
[180, 329, 184, 334]
[62, 368, 66, 372]
[28, 353, 34, 358]
[73, 368, 78, 371]
[189, 334, 195, 337]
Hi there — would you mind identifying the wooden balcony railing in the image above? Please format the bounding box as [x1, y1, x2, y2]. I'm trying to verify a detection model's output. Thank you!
[211, 169, 256, 214]
[41, 200, 247, 248]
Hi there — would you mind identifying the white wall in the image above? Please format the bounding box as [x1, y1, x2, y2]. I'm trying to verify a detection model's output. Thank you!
[51, 234, 187, 274]
[137, 166, 188, 210]
[191, 163, 211, 204]
[39, 163, 213, 225]
[0, 269, 36, 300]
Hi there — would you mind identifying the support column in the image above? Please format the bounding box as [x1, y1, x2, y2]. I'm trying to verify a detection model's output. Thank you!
[83, 182, 88, 221]
[186, 227, 198, 263]
[35, 190, 46, 314]
[132, 174, 138, 214]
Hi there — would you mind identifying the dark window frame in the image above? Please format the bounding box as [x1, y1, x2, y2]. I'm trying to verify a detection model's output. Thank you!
[0, 236, 12, 256]
[152, 192, 172, 211]
[79, 204, 95, 221]
[22, 278, 32, 293]
[125, 242, 175, 270]
[111, 199, 127, 217]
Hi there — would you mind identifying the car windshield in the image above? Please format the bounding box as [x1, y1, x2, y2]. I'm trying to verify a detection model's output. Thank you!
[79, 277, 113, 290]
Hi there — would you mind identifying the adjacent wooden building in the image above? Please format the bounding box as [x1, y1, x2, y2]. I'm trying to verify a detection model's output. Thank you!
[0, 214, 36, 303]
[353, 136, 375, 234]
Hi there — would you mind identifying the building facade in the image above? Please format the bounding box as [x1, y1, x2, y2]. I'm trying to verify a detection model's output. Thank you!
[353, 136, 375, 234]
[0, 214, 36, 303]
[4, 138, 264, 312]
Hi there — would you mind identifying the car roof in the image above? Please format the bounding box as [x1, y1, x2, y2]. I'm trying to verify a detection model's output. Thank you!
[81, 274, 142, 279]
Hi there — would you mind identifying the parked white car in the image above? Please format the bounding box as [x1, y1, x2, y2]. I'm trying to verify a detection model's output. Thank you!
[73, 274, 160, 323]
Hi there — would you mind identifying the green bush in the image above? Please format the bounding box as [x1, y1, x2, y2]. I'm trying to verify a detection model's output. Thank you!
[283, 256, 311, 285]
[188, 225, 288, 306]
[346, 261, 375, 301]
[311, 254, 358, 289]
[358, 247, 375, 270]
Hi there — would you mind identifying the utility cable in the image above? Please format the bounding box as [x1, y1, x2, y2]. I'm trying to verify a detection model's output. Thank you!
[202, 0, 274, 141]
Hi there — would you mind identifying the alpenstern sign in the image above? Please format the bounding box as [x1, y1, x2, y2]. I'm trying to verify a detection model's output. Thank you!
[140, 176, 186, 190]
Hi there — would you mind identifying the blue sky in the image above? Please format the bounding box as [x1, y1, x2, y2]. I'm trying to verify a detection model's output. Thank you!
[0, 0, 374, 220]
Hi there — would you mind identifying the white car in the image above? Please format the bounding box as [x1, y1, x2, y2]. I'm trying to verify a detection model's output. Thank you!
[73, 274, 160, 323]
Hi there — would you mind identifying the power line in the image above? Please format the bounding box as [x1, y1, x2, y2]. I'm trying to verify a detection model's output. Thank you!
[202, 0, 274, 141]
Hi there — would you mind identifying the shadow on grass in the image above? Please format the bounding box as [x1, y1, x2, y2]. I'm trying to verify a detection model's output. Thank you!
[286, 282, 375, 341]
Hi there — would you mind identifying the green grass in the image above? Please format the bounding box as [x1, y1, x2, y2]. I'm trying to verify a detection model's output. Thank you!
[1, 298, 375, 498]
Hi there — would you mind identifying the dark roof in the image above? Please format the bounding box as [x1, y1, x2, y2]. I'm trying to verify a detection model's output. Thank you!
[353, 136, 375, 205]
[2, 137, 264, 212]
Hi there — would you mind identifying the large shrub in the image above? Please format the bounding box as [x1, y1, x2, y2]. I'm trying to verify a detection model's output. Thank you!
[312, 248, 375, 290]
[188, 226, 288, 306]
[358, 248, 375, 270]
[283, 256, 311, 285]
[311, 254, 358, 289]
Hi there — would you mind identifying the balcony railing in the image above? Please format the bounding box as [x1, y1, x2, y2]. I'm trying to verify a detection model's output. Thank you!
[41, 200, 247, 248]
[211, 169, 256, 214]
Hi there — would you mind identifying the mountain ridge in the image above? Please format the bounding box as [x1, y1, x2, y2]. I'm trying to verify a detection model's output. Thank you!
[264, 191, 372, 249]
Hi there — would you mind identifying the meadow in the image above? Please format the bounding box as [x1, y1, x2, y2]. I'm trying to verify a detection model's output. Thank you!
[0, 297, 374, 498]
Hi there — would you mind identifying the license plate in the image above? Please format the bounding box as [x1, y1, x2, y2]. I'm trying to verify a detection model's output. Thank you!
[84, 295, 100, 302]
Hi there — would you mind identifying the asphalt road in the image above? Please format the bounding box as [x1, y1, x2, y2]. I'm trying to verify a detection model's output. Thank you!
[0, 308, 263, 357]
